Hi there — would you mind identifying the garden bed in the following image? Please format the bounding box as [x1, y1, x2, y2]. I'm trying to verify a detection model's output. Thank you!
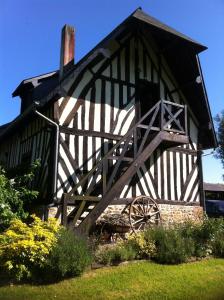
[1, 216, 224, 284]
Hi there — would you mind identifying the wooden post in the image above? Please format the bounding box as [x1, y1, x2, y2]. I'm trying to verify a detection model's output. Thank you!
[160, 99, 164, 130]
[198, 146, 206, 211]
[61, 195, 68, 226]
[184, 105, 188, 135]
[134, 128, 137, 159]
[102, 160, 107, 195]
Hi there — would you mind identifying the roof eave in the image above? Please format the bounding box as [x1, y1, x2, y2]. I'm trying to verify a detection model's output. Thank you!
[12, 71, 58, 98]
[196, 54, 218, 149]
[132, 9, 207, 54]
[0, 103, 37, 141]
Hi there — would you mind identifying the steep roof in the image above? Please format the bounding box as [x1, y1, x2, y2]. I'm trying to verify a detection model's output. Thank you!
[12, 7, 206, 101]
[0, 122, 11, 134]
[12, 71, 59, 101]
[3, 8, 217, 149]
[133, 8, 206, 51]
[204, 183, 224, 192]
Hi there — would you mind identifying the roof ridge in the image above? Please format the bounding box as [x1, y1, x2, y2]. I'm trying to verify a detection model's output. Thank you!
[130, 6, 142, 15]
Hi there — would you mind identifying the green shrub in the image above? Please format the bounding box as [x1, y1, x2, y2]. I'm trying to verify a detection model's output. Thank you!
[147, 226, 194, 264]
[180, 218, 224, 258]
[108, 245, 135, 264]
[114, 243, 137, 263]
[94, 245, 112, 265]
[195, 218, 216, 253]
[96, 224, 198, 266]
[212, 232, 224, 257]
[210, 218, 224, 258]
[46, 228, 92, 279]
[0, 215, 60, 281]
[0, 161, 40, 231]
[95, 242, 137, 265]
[126, 231, 156, 259]
[94, 218, 224, 267]
[192, 227, 211, 257]
[178, 221, 206, 258]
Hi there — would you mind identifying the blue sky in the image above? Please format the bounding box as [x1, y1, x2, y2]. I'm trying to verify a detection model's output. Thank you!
[0, 0, 224, 183]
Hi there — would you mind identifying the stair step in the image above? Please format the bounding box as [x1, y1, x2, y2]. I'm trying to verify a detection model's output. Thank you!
[161, 131, 189, 146]
[137, 124, 160, 131]
[107, 156, 133, 162]
[65, 195, 102, 204]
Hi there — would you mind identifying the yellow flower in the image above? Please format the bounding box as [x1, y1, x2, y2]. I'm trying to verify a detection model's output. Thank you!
[0, 214, 61, 280]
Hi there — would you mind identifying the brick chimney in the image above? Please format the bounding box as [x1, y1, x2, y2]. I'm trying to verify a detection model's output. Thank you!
[60, 25, 75, 79]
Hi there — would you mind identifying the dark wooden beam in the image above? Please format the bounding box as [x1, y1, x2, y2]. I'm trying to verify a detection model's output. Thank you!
[179, 158, 198, 201]
[97, 74, 136, 88]
[111, 197, 200, 206]
[198, 147, 206, 210]
[60, 126, 122, 141]
[61, 196, 68, 226]
[137, 125, 160, 131]
[107, 156, 133, 162]
[167, 147, 197, 155]
[64, 195, 101, 204]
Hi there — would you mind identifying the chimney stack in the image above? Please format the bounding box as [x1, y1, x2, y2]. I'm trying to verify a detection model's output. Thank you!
[60, 25, 75, 79]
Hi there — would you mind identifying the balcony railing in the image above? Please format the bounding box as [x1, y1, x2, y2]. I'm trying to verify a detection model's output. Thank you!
[160, 99, 187, 135]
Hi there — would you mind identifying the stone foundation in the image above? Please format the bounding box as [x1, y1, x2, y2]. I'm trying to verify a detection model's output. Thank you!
[158, 204, 204, 225]
[101, 204, 127, 217]
[45, 202, 204, 228]
[99, 203, 204, 226]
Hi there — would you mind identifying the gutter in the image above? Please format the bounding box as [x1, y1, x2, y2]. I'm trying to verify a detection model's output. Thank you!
[34, 105, 59, 203]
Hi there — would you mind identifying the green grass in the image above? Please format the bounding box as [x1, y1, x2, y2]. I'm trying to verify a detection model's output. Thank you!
[0, 259, 224, 300]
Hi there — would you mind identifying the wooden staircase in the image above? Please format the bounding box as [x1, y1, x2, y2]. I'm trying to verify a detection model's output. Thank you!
[62, 100, 189, 235]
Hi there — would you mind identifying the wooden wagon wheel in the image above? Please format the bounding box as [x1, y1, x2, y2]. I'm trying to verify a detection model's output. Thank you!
[129, 195, 161, 232]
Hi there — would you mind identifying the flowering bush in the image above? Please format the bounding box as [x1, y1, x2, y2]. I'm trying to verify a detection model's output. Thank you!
[126, 231, 156, 259]
[0, 215, 60, 281]
[94, 232, 156, 265]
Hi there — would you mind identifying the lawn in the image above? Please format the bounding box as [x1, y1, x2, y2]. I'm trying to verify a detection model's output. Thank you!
[0, 259, 224, 300]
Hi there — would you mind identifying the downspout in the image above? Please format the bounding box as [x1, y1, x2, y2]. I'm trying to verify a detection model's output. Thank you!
[34, 107, 59, 204]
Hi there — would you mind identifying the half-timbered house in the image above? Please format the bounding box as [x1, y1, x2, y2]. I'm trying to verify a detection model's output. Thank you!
[0, 8, 217, 234]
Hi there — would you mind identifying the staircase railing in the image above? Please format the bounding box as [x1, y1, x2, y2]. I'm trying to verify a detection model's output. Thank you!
[62, 99, 187, 226]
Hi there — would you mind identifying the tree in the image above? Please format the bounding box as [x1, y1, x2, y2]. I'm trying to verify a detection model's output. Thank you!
[0, 161, 40, 231]
[215, 111, 224, 178]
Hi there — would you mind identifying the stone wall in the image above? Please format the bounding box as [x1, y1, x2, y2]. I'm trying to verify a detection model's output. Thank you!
[158, 204, 204, 225]
[45, 202, 204, 227]
[99, 203, 204, 226]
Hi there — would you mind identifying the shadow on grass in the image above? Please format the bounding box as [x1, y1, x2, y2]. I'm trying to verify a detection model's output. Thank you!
[0, 269, 82, 287]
